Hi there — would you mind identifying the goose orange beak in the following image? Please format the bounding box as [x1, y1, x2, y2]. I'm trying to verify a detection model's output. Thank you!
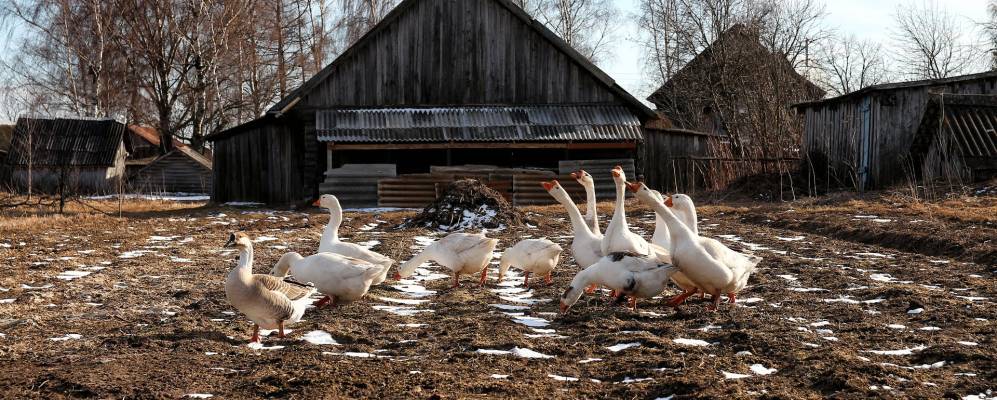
[611, 169, 620, 178]
[626, 181, 642, 192]
[393, 271, 402, 281]
[542, 180, 557, 191]
[559, 302, 568, 313]
[312, 199, 321, 206]
[570, 171, 579, 180]
[665, 196, 673, 207]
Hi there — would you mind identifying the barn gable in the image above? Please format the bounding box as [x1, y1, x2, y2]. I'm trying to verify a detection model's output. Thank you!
[271, 0, 653, 117]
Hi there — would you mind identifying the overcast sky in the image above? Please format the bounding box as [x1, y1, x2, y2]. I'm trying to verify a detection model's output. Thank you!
[1, 0, 993, 123]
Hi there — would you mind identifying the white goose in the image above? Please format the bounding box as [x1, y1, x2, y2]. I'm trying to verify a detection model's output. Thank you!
[542, 179, 603, 269]
[271, 252, 385, 308]
[559, 253, 677, 313]
[224, 232, 316, 343]
[647, 190, 701, 306]
[570, 169, 601, 235]
[601, 166, 653, 257]
[496, 238, 563, 287]
[630, 183, 762, 310]
[395, 232, 499, 288]
[313, 194, 394, 284]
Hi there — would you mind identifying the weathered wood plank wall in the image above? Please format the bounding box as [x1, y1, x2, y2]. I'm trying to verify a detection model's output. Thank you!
[801, 76, 997, 189]
[130, 153, 212, 194]
[300, 0, 626, 108]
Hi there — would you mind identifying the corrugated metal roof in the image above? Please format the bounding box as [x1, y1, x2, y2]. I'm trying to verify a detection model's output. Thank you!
[5, 117, 125, 167]
[316, 106, 643, 143]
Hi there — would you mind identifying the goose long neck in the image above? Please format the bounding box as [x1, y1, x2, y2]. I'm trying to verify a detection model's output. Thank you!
[651, 202, 695, 244]
[321, 206, 342, 242]
[613, 180, 627, 224]
[554, 191, 593, 237]
[682, 205, 699, 235]
[273, 252, 303, 277]
[399, 247, 434, 278]
[584, 183, 599, 228]
[233, 245, 254, 282]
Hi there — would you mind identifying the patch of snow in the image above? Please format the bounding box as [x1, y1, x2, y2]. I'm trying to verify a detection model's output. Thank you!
[750, 364, 777, 375]
[908, 308, 924, 315]
[606, 342, 641, 352]
[722, 371, 751, 379]
[863, 345, 927, 356]
[617, 377, 653, 384]
[372, 305, 434, 316]
[489, 303, 530, 311]
[119, 250, 156, 259]
[477, 347, 554, 359]
[390, 284, 436, 298]
[56, 270, 91, 281]
[776, 274, 798, 281]
[957, 341, 979, 346]
[578, 358, 603, 364]
[918, 326, 941, 331]
[856, 252, 891, 259]
[21, 284, 53, 290]
[490, 374, 509, 379]
[186, 394, 214, 399]
[548, 374, 579, 382]
[736, 351, 752, 356]
[887, 324, 907, 330]
[253, 236, 278, 243]
[954, 296, 988, 301]
[376, 296, 429, 305]
[301, 330, 339, 345]
[673, 338, 711, 347]
[776, 236, 805, 241]
[790, 287, 829, 292]
[397, 323, 427, 328]
[0, 298, 15, 304]
[49, 334, 83, 341]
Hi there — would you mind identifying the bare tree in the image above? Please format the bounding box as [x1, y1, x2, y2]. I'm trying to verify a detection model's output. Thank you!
[817, 34, 890, 96]
[531, 0, 620, 63]
[338, 0, 398, 45]
[892, 0, 983, 80]
[988, 0, 997, 69]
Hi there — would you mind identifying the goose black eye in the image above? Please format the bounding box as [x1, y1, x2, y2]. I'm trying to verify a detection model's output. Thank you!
[229, 233, 235, 241]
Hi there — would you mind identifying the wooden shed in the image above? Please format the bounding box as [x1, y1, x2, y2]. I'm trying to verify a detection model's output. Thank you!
[910, 94, 997, 183]
[796, 71, 997, 190]
[3, 117, 128, 194]
[206, 0, 655, 207]
[129, 145, 213, 194]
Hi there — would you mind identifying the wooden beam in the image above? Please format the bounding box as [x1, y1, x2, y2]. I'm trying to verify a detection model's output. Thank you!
[327, 141, 637, 150]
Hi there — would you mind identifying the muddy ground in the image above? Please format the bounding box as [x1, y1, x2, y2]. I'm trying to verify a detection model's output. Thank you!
[0, 192, 993, 399]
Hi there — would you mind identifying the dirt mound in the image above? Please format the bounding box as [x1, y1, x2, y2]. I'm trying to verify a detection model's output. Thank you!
[402, 179, 523, 231]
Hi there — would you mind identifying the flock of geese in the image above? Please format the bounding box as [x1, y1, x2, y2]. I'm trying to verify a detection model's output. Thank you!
[223, 166, 762, 343]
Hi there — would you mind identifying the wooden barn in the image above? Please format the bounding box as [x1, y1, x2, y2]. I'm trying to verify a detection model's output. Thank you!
[641, 25, 822, 193]
[3, 117, 128, 193]
[647, 24, 824, 138]
[795, 71, 997, 190]
[206, 0, 655, 207]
